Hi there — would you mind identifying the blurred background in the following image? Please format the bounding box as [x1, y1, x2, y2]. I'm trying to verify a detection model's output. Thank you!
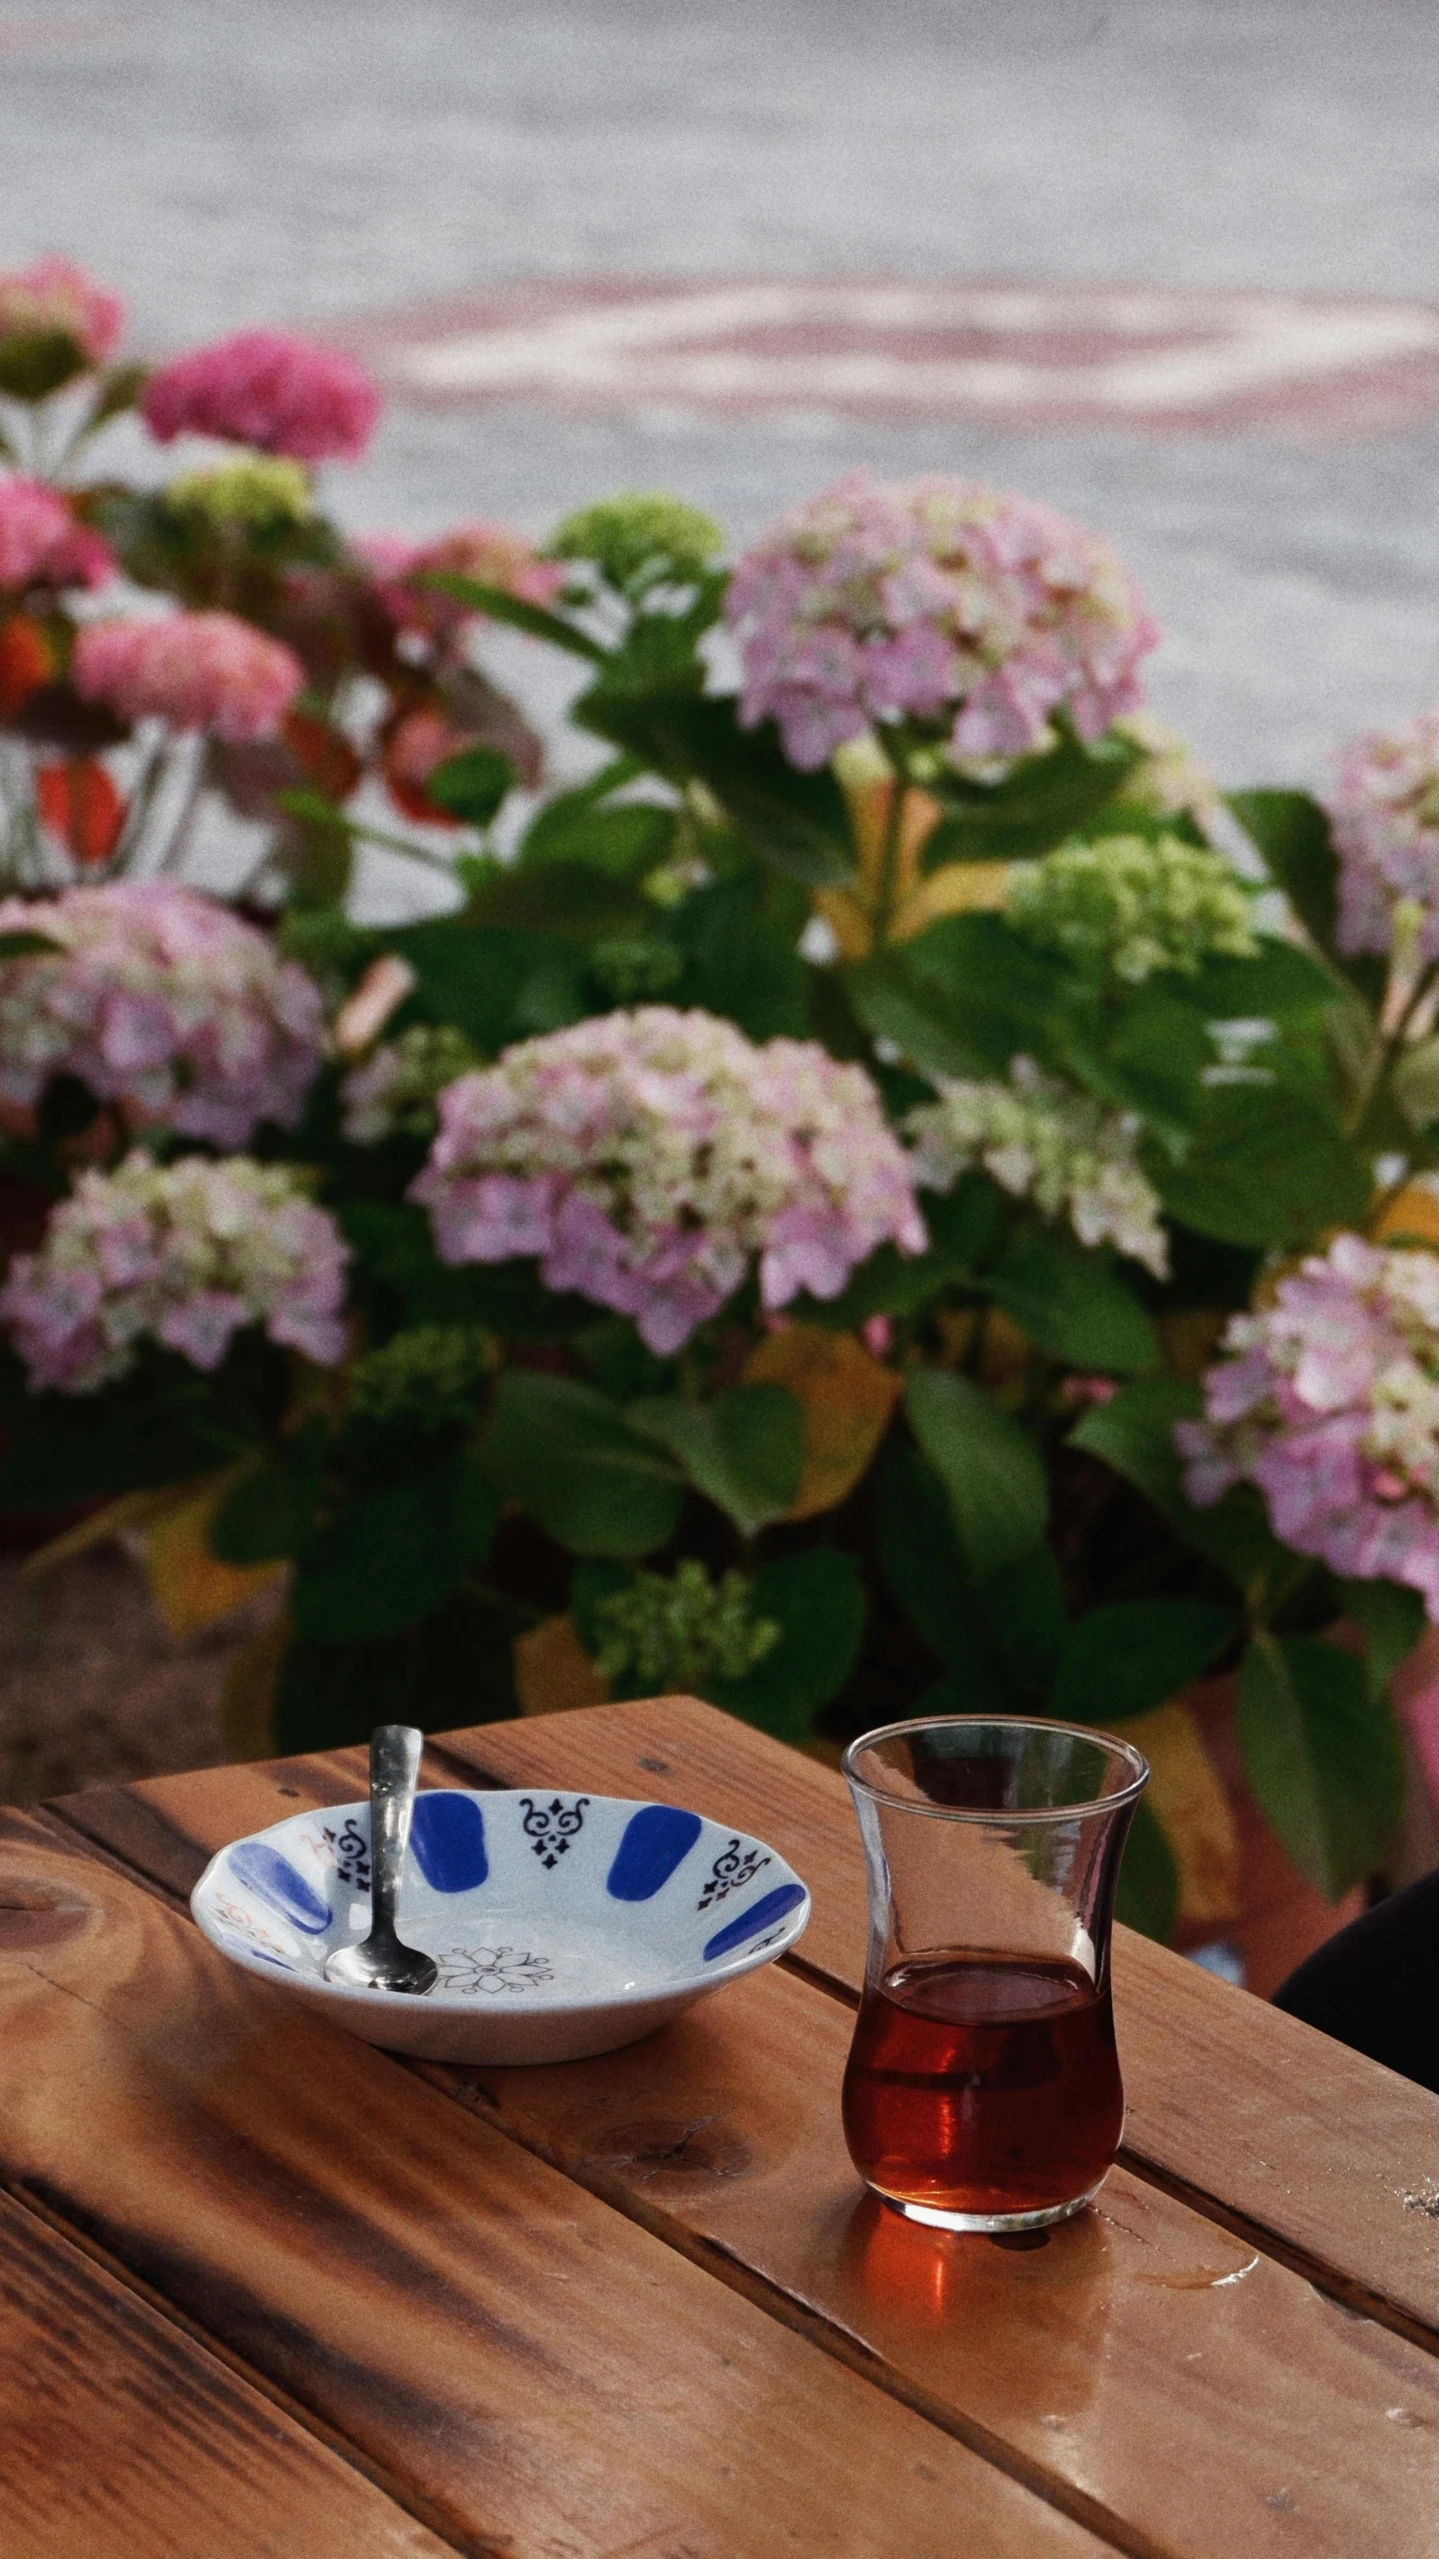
[5, 0, 1439, 1799]
[4, 0, 1439, 784]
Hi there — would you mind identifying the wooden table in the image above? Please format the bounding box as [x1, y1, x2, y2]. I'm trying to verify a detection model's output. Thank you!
[5, 1695, 1439, 2557]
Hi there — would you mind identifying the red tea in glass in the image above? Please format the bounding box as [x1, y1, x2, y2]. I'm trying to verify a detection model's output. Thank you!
[842, 1720, 1147, 2232]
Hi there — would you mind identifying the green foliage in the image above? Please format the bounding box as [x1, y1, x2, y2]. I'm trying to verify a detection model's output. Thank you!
[1048, 1598, 1239, 1723]
[576, 687, 857, 888]
[549, 493, 724, 596]
[1237, 1632, 1404, 1899]
[709, 1547, 867, 1742]
[904, 1369, 1048, 1581]
[585, 1558, 780, 1695]
[1070, 1377, 1288, 1597]
[1227, 789, 1339, 952]
[425, 745, 513, 828]
[1143, 1082, 1369, 1249]
[484, 1371, 684, 1556]
[1114, 1800, 1182, 1941]
[985, 1228, 1159, 1374]
[919, 726, 1140, 864]
[275, 1586, 521, 1754]
[628, 1385, 804, 1538]
[291, 1456, 500, 1643]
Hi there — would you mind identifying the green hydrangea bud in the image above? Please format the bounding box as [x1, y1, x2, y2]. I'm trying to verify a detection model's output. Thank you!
[340, 1330, 486, 1453]
[548, 492, 724, 596]
[589, 934, 684, 1003]
[167, 454, 313, 530]
[591, 1559, 781, 1694]
[1005, 830, 1257, 984]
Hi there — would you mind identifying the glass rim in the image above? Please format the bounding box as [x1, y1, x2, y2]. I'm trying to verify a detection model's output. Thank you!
[841, 1713, 1150, 1823]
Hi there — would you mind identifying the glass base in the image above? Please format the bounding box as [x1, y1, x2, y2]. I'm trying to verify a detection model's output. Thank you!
[874, 2180, 1103, 2234]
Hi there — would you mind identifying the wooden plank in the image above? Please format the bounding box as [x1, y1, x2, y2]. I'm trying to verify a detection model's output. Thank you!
[455, 1963, 1439, 2559]
[0, 2186, 457, 2559]
[45, 1742, 1439, 2557]
[51, 1700, 1439, 2340]
[0, 1807, 1106, 2559]
[432, 1699, 1439, 2340]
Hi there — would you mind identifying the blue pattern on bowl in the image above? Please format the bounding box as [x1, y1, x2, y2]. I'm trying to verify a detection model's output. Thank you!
[228, 1841, 331, 1934]
[411, 1791, 488, 1892]
[193, 1787, 810, 2067]
[606, 1804, 703, 1901]
[702, 1881, 807, 1962]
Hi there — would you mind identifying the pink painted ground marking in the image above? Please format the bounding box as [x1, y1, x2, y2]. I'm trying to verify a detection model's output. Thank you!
[324, 277, 1439, 438]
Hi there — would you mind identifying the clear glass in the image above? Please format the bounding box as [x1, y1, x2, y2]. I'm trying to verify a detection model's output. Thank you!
[841, 1715, 1149, 2234]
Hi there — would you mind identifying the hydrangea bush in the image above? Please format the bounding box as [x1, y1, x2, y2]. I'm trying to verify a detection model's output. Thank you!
[5, 334, 1439, 1947]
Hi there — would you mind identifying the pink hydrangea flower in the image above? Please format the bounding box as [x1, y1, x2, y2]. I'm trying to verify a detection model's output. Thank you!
[360, 522, 564, 646]
[0, 256, 123, 365]
[1176, 1233, 1439, 1617]
[410, 1005, 927, 1355]
[725, 471, 1159, 771]
[0, 881, 325, 1145]
[72, 610, 304, 742]
[0, 1150, 349, 1392]
[1326, 711, 1439, 960]
[0, 477, 113, 593]
[140, 329, 380, 463]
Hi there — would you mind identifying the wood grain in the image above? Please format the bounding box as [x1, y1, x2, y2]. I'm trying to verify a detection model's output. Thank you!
[0, 1808, 1104, 2559]
[44, 1724, 1439, 2557]
[0, 2185, 455, 2558]
[434, 1698, 1439, 2340]
[449, 1962, 1439, 2559]
[52, 1698, 1439, 2341]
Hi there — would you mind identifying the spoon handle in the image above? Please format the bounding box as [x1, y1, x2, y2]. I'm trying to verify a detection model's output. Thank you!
[369, 1724, 423, 1939]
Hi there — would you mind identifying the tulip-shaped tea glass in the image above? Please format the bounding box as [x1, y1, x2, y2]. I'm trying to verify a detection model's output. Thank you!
[841, 1716, 1149, 2233]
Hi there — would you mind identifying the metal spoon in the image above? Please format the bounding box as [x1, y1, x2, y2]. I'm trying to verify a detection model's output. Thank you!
[324, 1724, 438, 1996]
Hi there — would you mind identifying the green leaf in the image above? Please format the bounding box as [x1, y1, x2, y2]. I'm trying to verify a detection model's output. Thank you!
[1114, 1799, 1181, 1942]
[876, 1448, 1000, 1683]
[1391, 1037, 1439, 1133]
[1237, 1632, 1404, 1898]
[577, 688, 857, 887]
[485, 1371, 683, 1557]
[669, 879, 810, 1040]
[922, 727, 1138, 867]
[1144, 1082, 1369, 1250]
[424, 746, 513, 828]
[1340, 1577, 1427, 1709]
[982, 1545, 1069, 1691]
[290, 1456, 500, 1642]
[209, 1429, 325, 1564]
[1049, 1599, 1240, 1723]
[1188, 937, 1341, 1023]
[424, 574, 607, 661]
[0, 930, 61, 961]
[462, 861, 653, 948]
[986, 1227, 1160, 1374]
[1070, 1376, 1287, 1595]
[850, 913, 1074, 1082]
[1227, 789, 1339, 952]
[1101, 989, 1216, 1133]
[627, 1384, 803, 1538]
[275, 1585, 522, 1754]
[710, 1546, 866, 1741]
[392, 919, 589, 1047]
[518, 792, 675, 877]
[904, 1369, 1048, 1581]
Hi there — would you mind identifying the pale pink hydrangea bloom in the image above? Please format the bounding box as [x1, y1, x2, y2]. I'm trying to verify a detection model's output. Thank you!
[140, 329, 379, 463]
[410, 1005, 927, 1354]
[360, 523, 565, 645]
[0, 1151, 349, 1392]
[72, 610, 304, 742]
[1326, 711, 1439, 960]
[0, 477, 113, 593]
[0, 256, 124, 364]
[1176, 1234, 1439, 1617]
[725, 470, 1159, 770]
[0, 881, 325, 1145]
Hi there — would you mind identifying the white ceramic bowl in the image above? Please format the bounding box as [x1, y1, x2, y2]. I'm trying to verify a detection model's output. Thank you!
[190, 1786, 811, 2064]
